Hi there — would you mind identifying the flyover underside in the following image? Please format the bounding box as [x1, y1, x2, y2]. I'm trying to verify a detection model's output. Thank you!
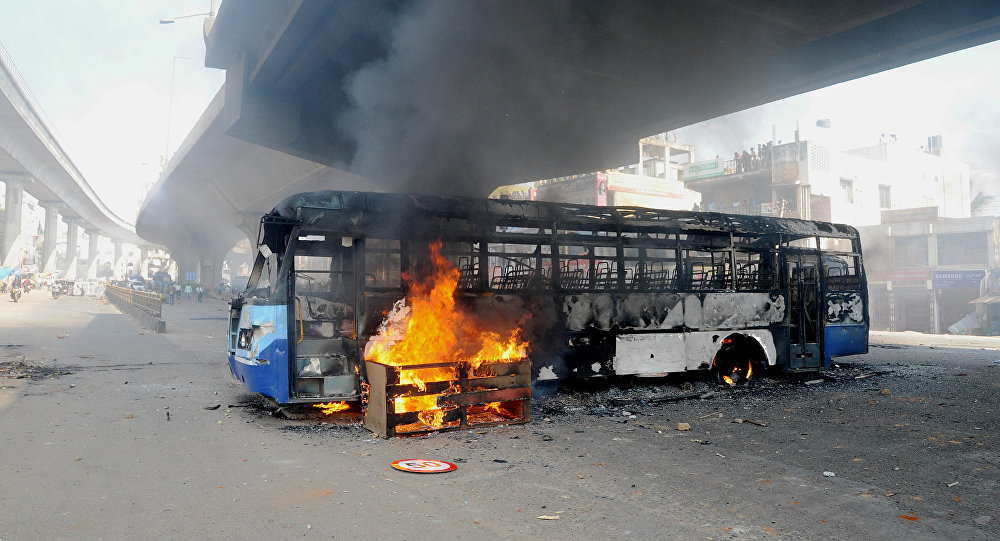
[136, 90, 382, 273]
[138, 0, 1000, 282]
[203, 0, 1000, 194]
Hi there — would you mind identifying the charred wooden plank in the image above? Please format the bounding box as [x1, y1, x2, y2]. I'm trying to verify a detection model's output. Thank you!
[464, 373, 531, 391]
[389, 408, 464, 428]
[386, 380, 456, 396]
[468, 361, 531, 378]
[437, 387, 531, 407]
[362, 361, 390, 437]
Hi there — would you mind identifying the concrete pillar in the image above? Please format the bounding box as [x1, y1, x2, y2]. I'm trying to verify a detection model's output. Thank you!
[199, 257, 212, 288]
[85, 229, 101, 279]
[212, 253, 226, 292]
[113, 240, 124, 279]
[928, 230, 940, 333]
[139, 247, 150, 279]
[1, 174, 33, 266]
[63, 217, 82, 279]
[179, 257, 195, 284]
[38, 200, 64, 273]
[201, 253, 228, 290]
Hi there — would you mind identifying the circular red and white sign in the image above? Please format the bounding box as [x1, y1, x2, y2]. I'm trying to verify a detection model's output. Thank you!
[391, 459, 458, 474]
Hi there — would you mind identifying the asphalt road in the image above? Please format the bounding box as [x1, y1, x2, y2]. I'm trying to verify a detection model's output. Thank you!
[1, 290, 997, 540]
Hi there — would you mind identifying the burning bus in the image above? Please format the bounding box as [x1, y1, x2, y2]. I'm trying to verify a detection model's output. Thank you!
[228, 190, 868, 435]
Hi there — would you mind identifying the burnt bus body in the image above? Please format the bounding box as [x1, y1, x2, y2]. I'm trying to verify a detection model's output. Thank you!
[228, 191, 868, 404]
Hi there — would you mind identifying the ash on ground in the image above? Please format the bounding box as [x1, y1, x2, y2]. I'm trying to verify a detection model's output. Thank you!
[534, 361, 888, 418]
[232, 391, 367, 434]
[0, 357, 73, 379]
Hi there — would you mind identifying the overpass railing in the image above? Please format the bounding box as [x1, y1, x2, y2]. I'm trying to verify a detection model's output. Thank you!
[105, 284, 166, 332]
[0, 40, 64, 145]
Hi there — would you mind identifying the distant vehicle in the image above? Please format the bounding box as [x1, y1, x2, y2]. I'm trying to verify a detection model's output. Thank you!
[51, 280, 67, 299]
[152, 271, 172, 291]
[128, 278, 146, 291]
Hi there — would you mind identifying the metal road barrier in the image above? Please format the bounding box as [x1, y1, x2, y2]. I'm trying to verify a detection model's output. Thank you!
[104, 284, 166, 332]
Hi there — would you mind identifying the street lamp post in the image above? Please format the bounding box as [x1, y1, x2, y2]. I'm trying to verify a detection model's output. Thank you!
[165, 55, 191, 163]
[159, 1, 215, 163]
[159, 11, 213, 24]
[159, 1, 215, 24]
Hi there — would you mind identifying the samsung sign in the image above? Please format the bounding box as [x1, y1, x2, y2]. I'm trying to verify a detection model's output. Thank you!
[932, 270, 985, 288]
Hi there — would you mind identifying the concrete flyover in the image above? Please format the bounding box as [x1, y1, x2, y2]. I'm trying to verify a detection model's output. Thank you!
[0, 42, 157, 278]
[137, 0, 1000, 285]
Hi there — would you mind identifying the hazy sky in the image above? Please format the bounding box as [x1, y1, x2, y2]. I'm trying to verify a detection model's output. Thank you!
[0, 0, 224, 220]
[676, 40, 1000, 191]
[1, 2, 998, 221]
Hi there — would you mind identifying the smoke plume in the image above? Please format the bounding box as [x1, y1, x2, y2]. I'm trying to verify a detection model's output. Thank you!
[339, 0, 701, 196]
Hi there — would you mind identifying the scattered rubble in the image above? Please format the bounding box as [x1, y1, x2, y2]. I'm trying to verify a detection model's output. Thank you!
[532, 361, 889, 421]
[0, 358, 73, 379]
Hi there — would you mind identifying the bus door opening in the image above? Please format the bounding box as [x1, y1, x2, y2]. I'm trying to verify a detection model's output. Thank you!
[786, 253, 822, 368]
[291, 234, 360, 400]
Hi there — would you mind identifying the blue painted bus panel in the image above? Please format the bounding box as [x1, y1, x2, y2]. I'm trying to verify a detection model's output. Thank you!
[824, 323, 868, 365]
[229, 304, 291, 403]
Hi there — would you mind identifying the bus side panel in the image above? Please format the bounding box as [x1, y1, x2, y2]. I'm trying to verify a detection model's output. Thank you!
[563, 292, 785, 333]
[824, 324, 868, 364]
[612, 329, 778, 376]
[824, 292, 868, 365]
[229, 303, 291, 403]
[565, 292, 786, 376]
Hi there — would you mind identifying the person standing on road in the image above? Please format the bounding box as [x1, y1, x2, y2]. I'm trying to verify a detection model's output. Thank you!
[174, 283, 182, 303]
[196, 285, 204, 302]
[167, 284, 175, 305]
[184, 284, 192, 299]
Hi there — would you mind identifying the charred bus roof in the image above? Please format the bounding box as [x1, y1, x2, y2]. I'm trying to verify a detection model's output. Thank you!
[260, 190, 860, 253]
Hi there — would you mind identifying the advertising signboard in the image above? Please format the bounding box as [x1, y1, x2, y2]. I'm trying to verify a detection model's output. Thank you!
[596, 172, 608, 206]
[683, 158, 724, 181]
[932, 270, 984, 288]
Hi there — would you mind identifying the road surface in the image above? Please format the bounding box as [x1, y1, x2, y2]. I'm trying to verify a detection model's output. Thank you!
[1, 290, 997, 539]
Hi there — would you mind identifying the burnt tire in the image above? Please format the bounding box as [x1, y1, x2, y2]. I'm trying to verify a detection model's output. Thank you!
[712, 334, 763, 387]
[713, 354, 754, 387]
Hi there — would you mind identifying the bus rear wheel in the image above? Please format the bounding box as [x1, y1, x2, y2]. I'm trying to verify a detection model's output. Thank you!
[714, 355, 753, 386]
[712, 335, 761, 387]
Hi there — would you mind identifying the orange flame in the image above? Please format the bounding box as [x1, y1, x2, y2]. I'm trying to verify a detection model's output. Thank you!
[366, 240, 528, 430]
[721, 362, 752, 386]
[313, 402, 350, 415]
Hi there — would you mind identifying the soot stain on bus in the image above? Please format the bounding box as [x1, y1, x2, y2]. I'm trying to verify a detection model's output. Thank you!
[228, 190, 869, 420]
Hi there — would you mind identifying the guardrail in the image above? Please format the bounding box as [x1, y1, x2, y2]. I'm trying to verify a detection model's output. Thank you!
[105, 284, 166, 332]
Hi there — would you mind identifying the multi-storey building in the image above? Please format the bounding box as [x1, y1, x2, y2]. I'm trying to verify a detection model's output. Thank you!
[681, 135, 971, 225]
[492, 134, 702, 211]
[683, 133, 989, 334]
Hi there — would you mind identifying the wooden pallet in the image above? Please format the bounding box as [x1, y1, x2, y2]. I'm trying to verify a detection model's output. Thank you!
[363, 358, 531, 438]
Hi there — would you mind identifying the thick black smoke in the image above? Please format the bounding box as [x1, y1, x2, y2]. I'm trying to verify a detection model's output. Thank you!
[341, 1, 587, 195]
[338, 0, 703, 196]
[338, 1, 1000, 202]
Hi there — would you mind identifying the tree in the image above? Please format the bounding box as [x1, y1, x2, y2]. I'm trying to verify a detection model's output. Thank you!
[971, 191, 995, 216]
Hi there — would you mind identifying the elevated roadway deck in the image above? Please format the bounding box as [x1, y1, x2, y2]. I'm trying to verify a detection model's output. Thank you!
[1, 42, 153, 273]
[137, 0, 1000, 283]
